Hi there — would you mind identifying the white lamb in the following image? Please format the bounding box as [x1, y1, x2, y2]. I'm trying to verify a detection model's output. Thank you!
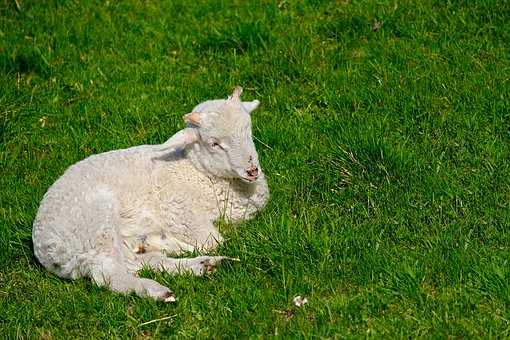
[32, 86, 269, 302]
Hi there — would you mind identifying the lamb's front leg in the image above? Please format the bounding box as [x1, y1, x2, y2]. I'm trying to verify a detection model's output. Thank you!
[126, 252, 232, 276]
[126, 233, 196, 255]
[123, 215, 229, 274]
[121, 213, 222, 256]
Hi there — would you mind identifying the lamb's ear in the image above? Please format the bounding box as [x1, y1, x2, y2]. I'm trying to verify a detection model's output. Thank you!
[242, 100, 260, 114]
[157, 128, 198, 153]
[183, 112, 202, 126]
[228, 86, 243, 101]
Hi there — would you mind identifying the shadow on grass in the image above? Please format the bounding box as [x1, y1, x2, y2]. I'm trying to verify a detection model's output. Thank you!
[0, 48, 52, 78]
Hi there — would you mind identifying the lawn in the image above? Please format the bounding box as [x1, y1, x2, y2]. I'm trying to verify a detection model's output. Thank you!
[1, 0, 509, 338]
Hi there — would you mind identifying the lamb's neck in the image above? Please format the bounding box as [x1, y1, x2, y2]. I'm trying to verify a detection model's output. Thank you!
[184, 146, 210, 179]
[183, 146, 269, 221]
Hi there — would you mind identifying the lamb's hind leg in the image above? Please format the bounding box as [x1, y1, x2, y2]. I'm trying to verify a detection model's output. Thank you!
[82, 189, 175, 302]
[87, 254, 175, 302]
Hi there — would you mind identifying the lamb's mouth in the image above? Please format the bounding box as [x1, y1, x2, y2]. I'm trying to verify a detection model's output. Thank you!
[240, 176, 258, 183]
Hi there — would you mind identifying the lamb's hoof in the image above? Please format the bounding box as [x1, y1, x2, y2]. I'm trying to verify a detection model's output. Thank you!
[163, 291, 176, 303]
[200, 258, 218, 274]
[190, 256, 232, 276]
[139, 278, 175, 302]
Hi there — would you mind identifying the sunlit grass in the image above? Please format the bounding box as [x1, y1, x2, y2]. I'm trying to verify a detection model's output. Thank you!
[1, 0, 509, 337]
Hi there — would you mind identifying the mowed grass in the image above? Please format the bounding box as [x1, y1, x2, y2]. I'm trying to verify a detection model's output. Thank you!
[1, 0, 509, 337]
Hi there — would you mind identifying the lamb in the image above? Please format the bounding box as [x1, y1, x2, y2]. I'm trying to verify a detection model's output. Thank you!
[32, 86, 269, 302]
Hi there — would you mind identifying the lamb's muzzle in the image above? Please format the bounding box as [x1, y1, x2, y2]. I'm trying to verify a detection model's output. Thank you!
[245, 167, 259, 180]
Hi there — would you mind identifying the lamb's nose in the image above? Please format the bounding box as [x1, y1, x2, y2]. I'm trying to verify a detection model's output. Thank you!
[246, 167, 259, 178]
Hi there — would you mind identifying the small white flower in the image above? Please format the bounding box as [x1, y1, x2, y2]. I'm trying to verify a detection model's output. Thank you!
[39, 116, 47, 128]
[293, 295, 309, 307]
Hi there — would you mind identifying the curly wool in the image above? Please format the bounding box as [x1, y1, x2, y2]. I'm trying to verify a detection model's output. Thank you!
[32, 88, 269, 301]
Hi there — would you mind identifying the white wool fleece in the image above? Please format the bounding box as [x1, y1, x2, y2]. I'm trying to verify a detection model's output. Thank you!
[32, 87, 269, 302]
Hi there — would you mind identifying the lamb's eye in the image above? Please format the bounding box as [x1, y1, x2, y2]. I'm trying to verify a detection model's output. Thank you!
[210, 141, 221, 149]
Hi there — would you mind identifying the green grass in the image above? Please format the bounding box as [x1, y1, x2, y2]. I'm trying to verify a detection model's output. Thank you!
[1, 0, 510, 337]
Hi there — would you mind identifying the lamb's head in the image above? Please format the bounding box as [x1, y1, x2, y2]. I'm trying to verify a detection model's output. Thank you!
[180, 86, 262, 182]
